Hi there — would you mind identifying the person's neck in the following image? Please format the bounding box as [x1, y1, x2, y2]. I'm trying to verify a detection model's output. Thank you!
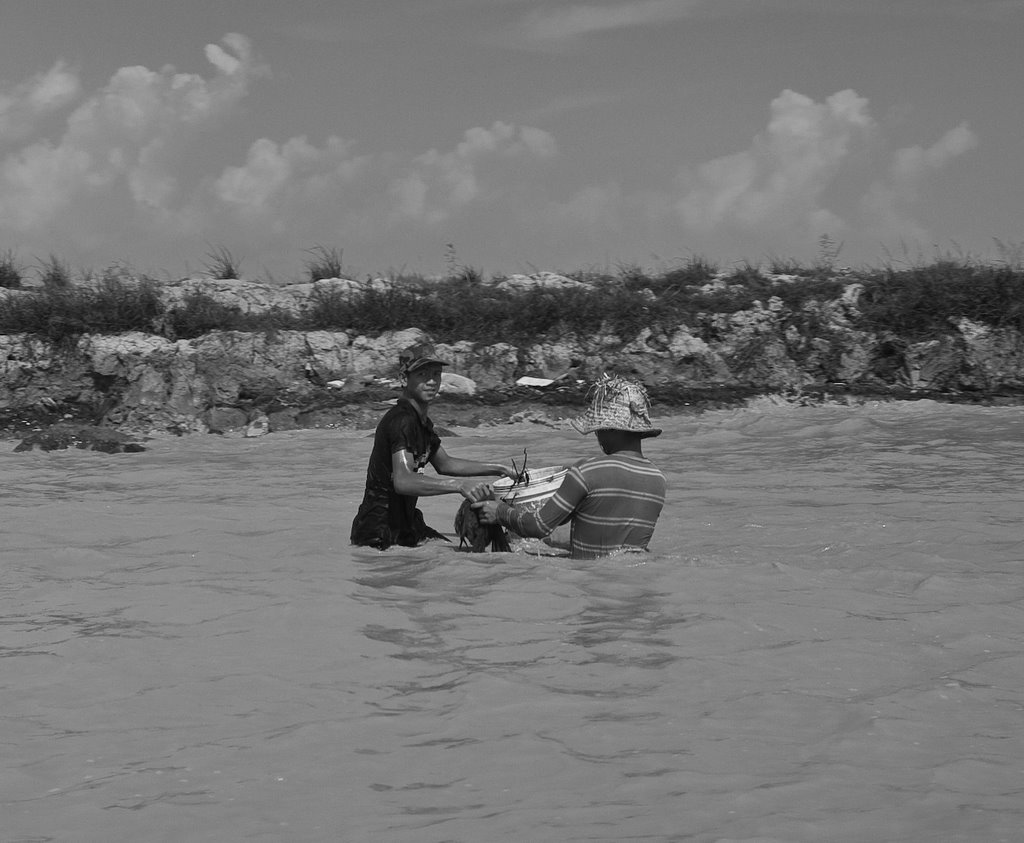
[608, 444, 643, 456]
[401, 393, 431, 421]
[599, 432, 644, 457]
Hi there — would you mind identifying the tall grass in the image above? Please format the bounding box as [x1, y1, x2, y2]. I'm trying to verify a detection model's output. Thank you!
[203, 246, 243, 280]
[0, 250, 22, 289]
[304, 245, 344, 281]
[1, 254, 1022, 348]
[0, 272, 164, 343]
[38, 254, 74, 289]
[857, 263, 1024, 338]
[164, 292, 301, 339]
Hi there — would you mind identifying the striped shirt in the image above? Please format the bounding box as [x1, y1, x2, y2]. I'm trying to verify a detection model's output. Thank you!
[498, 453, 666, 559]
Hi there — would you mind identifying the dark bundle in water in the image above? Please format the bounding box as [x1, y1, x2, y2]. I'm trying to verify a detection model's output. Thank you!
[454, 498, 512, 553]
[453, 449, 529, 553]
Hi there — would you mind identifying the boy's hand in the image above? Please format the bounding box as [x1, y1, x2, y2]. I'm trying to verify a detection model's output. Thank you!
[471, 500, 500, 525]
[460, 481, 494, 502]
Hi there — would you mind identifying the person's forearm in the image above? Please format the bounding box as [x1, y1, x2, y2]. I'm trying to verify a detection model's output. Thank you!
[437, 458, 507, 478]
[495, 501, 551, 539]
[393, 472, 467, 497]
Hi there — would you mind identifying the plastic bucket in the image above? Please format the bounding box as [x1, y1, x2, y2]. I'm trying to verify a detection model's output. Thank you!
[491, 465, 568, 508]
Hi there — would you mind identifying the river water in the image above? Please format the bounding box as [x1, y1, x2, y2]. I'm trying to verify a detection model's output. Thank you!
[2, 399, 1022, 843]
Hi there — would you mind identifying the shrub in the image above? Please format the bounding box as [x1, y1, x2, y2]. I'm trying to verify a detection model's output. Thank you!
[203, 246, 243, 280]
[89, 273, 165, 333]
[771, 276, 847, 310]
[166, 291, 248, 338]
[614, 261, 651, 287]
[304, 245, 344, 281]
[38, 254, 73, 289]
[0, 271, 167, 342]
[0, 249, 23, 289]
[305, 285, 352, 329]
[165, 291, 300, 339]
[661, 255, 718, 286]
[455, 264, 484, 286]
[856, 263, 1024, 338]
[2, 250, 1022, 352]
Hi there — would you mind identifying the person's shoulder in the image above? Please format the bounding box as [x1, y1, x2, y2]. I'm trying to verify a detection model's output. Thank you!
[578, 452, 663, 477]
[375, 402, 401, 426]
[381, 399, 422, 421]
[576, 452, 638, 469]
[377, 400, 416, 433]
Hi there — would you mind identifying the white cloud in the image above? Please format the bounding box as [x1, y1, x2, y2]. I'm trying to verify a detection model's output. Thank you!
[0, 37, 980, 279]
[860, 122, 978, 243]
[0, 32, 558, 273]
[521, 0, 704, 43]
[207, 120, 557, 250]
[0, 61, 80, 143]
[215, 135, 366, 216]
[668, 89, 981, 259]
[676, 89, 872, 240]
[0, 34, 262, 232]
[386, 121, 557, 224]
[889, 122, 977, 184]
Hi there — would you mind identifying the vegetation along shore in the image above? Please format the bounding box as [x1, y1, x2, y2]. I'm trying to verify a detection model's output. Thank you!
[2, 246, 1023, 449]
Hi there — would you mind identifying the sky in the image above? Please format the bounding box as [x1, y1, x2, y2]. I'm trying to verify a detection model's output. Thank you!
[1, 0, 1022, 281]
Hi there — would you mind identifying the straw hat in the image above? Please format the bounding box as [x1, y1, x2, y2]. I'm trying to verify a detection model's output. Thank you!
[570, 374, 662, 438]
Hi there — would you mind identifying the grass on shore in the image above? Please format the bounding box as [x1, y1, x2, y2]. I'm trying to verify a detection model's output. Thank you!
[1, 250, 1023, 346]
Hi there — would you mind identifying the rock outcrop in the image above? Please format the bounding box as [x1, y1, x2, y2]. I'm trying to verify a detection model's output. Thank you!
[153, 276, 394, 316]
[3, 275, 1023, 438]
[13, 423, 145, 453]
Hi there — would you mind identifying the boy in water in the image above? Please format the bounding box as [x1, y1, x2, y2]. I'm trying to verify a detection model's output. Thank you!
[472, 375, 666, 559]
[350, 341, 517, 550]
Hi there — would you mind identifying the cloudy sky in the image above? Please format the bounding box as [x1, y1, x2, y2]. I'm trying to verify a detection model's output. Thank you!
[1, 0, 1021, 280]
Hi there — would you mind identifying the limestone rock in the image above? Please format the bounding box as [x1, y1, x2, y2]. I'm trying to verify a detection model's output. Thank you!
[204, 406, 248, 433]
[905, 337, 962, 390]
[348, 328, 431, 376]
[158, 278, 302, 316]
[443, 341, 519, 388]
[493, 272, 581, 291]
[245, 413, 270, 437]
[440, 372, 477, 395]
[956, 317, 1024, 389]
[285, 276, 393, 301]
[268, 408, 300, 432]
[3, 272, 1024, 437]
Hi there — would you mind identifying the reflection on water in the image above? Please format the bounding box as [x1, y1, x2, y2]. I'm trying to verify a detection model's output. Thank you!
[2, 401, 1023, 842]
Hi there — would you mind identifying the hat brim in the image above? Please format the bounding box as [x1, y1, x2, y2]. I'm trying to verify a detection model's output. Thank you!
[404, 357, 447, 373]
[570, 418, 661, 438]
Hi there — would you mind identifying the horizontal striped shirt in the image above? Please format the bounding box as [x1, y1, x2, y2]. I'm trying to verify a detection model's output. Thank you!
[498, 453, 666, 559]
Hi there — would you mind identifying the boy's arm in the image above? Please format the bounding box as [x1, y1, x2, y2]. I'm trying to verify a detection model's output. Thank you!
[392, 449, 491, 498]
[430, 443, 516, 479]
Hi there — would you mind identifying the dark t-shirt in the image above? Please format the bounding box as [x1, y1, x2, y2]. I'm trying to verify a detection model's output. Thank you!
[350, 398, 445, 549]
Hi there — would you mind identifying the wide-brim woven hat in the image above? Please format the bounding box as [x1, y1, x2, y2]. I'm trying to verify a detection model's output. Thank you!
[569, 374, 662, 438]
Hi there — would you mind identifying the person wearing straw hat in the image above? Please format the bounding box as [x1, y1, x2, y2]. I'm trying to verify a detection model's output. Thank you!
[472, 374, 667, 559]
[350, 340, 518, 550]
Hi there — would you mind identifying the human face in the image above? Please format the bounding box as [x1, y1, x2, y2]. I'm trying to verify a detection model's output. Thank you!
[404, 363, 443, 406]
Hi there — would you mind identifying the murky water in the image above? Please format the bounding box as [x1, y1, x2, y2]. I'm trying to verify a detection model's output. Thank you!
[2, 400, 1023, 842]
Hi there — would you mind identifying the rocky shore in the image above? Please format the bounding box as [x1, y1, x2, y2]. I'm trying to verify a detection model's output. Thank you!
[4, 377, 1021, 453]
[3, 272, 1024, 451]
